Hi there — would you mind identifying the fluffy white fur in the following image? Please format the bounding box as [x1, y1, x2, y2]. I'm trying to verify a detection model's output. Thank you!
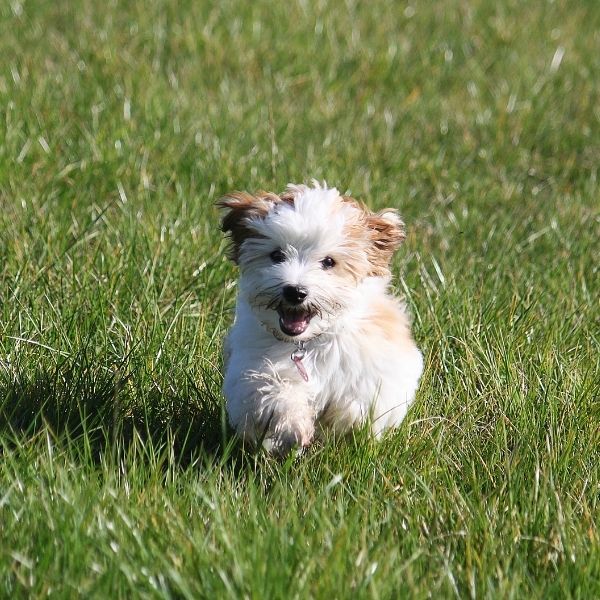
[219, 182, 423, 455]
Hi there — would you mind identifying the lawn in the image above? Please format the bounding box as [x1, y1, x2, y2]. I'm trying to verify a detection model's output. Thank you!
[1, 0, 599, 597]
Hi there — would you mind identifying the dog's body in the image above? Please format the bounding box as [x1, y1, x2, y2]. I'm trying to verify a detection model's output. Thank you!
[220, 182, 423, 454]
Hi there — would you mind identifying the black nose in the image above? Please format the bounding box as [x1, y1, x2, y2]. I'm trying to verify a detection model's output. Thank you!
[282, 285, 308, 305]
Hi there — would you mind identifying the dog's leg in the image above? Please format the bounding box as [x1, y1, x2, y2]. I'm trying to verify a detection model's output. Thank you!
[225, 371, 315, 455]
[370, 376, 421, 437]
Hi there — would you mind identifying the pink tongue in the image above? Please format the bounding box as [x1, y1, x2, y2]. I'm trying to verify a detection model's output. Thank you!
[280, 313, 309, 336]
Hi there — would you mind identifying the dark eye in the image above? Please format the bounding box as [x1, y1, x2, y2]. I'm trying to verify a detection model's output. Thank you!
[320, 256, 336, 269]
[270, 249, 286, 264]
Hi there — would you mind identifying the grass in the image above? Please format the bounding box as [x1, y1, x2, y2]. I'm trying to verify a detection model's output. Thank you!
[1, 0, 599, 597]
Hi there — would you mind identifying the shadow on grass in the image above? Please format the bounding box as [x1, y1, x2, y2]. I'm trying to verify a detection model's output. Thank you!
[0, 356, 239, 467]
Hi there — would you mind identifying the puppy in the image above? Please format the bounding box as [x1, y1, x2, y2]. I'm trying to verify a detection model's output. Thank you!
[219, 182, 423, 454]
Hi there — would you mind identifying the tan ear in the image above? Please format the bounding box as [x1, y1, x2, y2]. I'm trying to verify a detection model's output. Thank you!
[217, 192, 276, 263]
[365, 209, 406, 275]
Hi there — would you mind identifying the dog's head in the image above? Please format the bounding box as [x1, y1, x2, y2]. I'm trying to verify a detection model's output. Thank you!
[218, 182, 405, 341]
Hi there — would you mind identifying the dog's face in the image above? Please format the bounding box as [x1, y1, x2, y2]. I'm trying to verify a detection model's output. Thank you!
[219, 183, 405, 341]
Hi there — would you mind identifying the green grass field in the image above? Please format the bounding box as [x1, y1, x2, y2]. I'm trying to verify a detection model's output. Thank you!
[1, 0, 599, 597]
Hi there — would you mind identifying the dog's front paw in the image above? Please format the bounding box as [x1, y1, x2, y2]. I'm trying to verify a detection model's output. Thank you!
[263, 421, 315, 457]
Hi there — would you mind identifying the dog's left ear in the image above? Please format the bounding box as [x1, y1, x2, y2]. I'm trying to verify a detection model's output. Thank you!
[365, 209, 406, 274]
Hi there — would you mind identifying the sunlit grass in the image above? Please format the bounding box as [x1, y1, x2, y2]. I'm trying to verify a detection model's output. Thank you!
[1, 0, 599, 597]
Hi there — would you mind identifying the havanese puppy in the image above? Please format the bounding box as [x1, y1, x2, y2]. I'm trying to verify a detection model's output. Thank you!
[218, 181, 423, 455]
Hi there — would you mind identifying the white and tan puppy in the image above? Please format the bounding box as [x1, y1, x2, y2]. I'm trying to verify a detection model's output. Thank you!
[219, 182, 423, 454]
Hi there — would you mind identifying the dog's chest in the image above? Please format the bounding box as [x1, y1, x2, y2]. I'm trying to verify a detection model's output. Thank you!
[306, 333, 379, 411]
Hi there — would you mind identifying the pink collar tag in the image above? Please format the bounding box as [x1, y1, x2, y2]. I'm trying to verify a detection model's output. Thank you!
[291, 345, 309, 382]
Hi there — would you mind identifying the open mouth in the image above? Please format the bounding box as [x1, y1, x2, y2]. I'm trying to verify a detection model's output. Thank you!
[277, 306, 313, 337]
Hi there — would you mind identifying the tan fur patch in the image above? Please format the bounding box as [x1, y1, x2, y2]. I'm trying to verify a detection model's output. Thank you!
[366, 297, 415, 350]
[341, 196, 406, 277]
[365, 210, 406, 275]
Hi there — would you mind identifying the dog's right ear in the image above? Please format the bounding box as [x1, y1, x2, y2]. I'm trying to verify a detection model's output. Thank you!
[217, 192, 275, 263]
